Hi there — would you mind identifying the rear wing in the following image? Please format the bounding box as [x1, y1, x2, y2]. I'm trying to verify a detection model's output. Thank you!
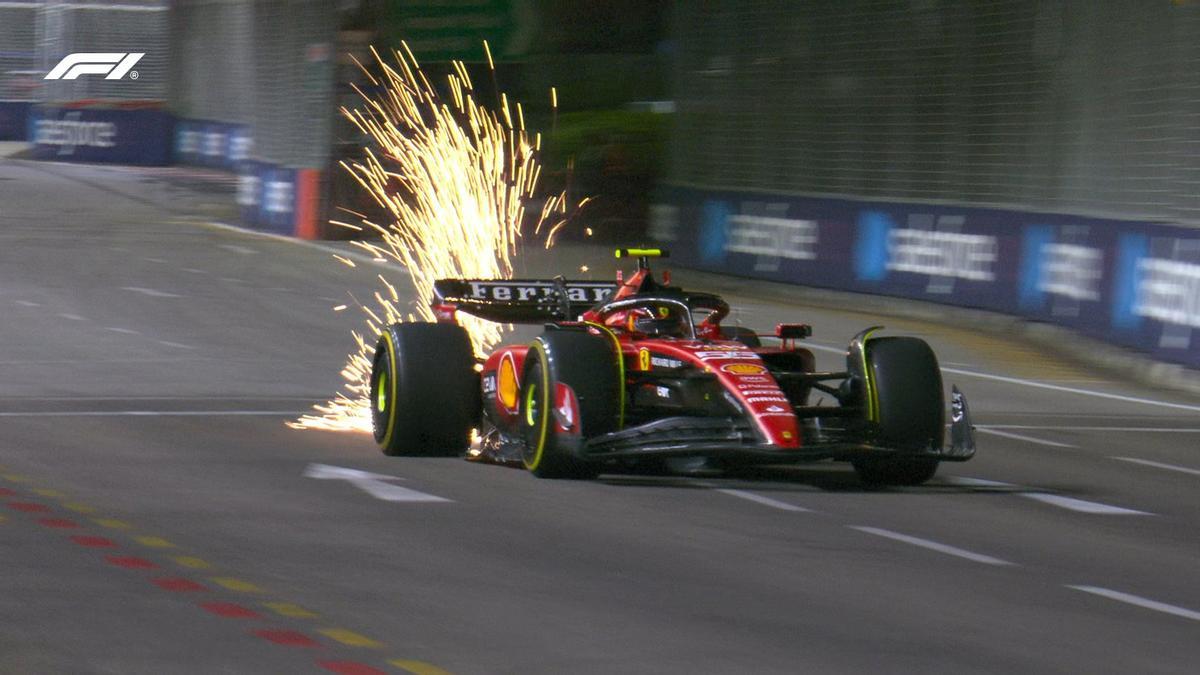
[433, 279, 618, 324]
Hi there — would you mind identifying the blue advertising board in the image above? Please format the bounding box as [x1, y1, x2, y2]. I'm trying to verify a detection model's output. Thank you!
[175, 118, 253, 170]
[653, 186, 1200, 369]
[0, 102, 31, 140]
[237, 160, 299, 236]
[30, 107, 174, 165]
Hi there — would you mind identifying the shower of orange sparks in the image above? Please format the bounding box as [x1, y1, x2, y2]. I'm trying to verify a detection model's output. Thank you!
[290, 42, 580, 433]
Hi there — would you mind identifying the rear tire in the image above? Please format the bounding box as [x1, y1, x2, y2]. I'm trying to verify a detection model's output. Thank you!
[520, 330, 620, 479]
[370, 323, 477, 457]
[853, 337, 944, 486]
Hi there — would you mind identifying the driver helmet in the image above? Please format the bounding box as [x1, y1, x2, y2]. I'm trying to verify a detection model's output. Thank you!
[631, 304, 686, 338]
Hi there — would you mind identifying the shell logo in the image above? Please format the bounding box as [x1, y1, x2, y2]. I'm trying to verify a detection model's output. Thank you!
[497, 353, 519, 410]
[722, 363, 767, 375]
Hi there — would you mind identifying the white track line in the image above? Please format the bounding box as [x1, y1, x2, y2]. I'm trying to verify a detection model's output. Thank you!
[105, 327, 141, 335]
[218, 244, 258, 255]
[946, 476, 1009, 488]
[715, 489, 812, 512]
[804, 343, 1200, 413]
[941, 366, 1200, 413]
[850, 526, 1014, 566]
[15, 300, 40, 307]
[944, 476, 1151, 515]
[58, 313, 86, 321]
[1023, 493, 1150, 515]
[204, 220, 402, 270]
[976, 427, 1076, 448]
[1112, 457, 1200, 477]
[984, 425, 1200, 433]
[0, 410, 305, 417]
[0, 396, 320, 402]
[121, 286, 182, 298]
[1067, 585, 1200, 622]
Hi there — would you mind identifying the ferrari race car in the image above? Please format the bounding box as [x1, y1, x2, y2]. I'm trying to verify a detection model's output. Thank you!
[369, 249, 976, 485]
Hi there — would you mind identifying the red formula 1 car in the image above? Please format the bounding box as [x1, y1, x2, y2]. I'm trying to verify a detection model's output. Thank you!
[369, 249, 975, 485]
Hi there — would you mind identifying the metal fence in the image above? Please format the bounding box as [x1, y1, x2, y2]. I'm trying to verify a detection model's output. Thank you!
[171, 0, 336, 169]
[666, 0, 1200, 226]
[0, 3, 38, 101]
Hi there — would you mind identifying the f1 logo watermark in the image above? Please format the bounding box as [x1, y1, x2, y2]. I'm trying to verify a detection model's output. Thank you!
[44, 53, 144, 80]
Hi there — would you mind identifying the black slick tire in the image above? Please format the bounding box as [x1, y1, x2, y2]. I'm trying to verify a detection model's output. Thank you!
[370, 322, 477, 457]
[853, 336, 943, 486]
[520, 330, 620, 479]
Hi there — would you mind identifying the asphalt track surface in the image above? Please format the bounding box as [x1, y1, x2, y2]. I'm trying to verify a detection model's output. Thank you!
[2, 159, 1199, 674]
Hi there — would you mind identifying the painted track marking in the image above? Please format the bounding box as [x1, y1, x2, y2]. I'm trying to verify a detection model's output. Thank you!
[1068, 585, 1200, 621]
[205, 220, 405, 270]
[107, 556, 158, 570]
[121, 286, 182, 298]
[253, 629, 318, 648]
[94, 518, 133, 529]
[850, 526, 1014, 565]
[200, 602, 262, 619]
[263, 602, 318, 619]
[135, 536, 176, 548]
[304, 464, 451, 503]
[219, 244, 258, 255]
[1112, 457, 1200, 477]
[0, 410, 305, 417]
[318, 628, 383, 648]
[1023, 493, 1150, 515]
[983, 425, 1200, 433]
[389, 660, 455, 675]
[715, 488, 812, 512]
[942, 366, 1200, 413]
[325, 656, 389, 671]
[805, 342, 1200, 413]
[945, 477, 1152, 515]
[976, 427, 1076, 448]
[153, 578, 207, 592]
[211, 577, 264, 593]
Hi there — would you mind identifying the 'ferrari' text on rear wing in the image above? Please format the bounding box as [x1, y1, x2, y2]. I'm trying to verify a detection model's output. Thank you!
[434, 278, 618, 323]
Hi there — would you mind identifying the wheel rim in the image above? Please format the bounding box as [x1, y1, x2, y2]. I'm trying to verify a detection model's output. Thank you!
[524, 382, 539, 427]
[521, 360, 548, 469]
[371, 342, 396, 445]
[375, 369, 389, 413]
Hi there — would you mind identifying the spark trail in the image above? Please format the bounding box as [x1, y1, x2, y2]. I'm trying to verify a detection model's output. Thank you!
[291, 42, 576, 433]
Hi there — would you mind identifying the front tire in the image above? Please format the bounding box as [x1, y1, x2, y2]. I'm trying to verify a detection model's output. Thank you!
[853, 336, 944, 486]
[520, 330, 620, 479]
[370, 322, 477, 457]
